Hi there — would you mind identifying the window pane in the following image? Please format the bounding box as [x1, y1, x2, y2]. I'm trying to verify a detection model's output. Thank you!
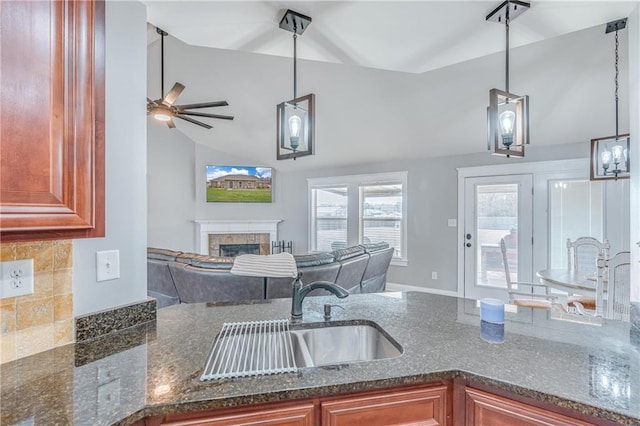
[360, 184, 402, 258]
[312, 187, 348, 251]
[549, 180, 604, 269]
[476, 183, 518, 287]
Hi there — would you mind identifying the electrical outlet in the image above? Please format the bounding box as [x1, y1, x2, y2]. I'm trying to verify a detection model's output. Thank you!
[1, 259, 34, 299]
[431, 271, 438, 280]
[447, 219, 457, 227]
[96, 250, 120, 282]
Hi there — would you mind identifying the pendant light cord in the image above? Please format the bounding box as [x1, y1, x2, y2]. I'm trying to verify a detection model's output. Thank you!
[505, 5, 510, 94]
[293, 31, 298, 99]
[615, 28, 619, 139]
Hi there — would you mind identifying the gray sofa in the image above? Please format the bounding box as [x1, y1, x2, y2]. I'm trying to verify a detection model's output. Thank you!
[147, 243, 394, 307]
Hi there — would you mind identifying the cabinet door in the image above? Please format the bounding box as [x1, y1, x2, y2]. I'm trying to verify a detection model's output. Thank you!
[465, 388, 594, 426]
[160, 403, 316, 426]
[0, 0, 105, 241]
[321, 386, 449, 426]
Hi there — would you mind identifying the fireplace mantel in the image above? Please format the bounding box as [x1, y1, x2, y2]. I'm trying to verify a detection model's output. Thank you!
[194, 220, 282, 255]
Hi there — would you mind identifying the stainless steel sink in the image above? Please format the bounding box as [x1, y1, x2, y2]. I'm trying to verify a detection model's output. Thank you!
[289, 322, 402, 367]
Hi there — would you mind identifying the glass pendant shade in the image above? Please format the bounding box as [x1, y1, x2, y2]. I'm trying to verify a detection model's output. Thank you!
[488, 88, 529, 157]
[277, 94, 315, 160]
[590, 135, 630, 180]
[288, 114, 302, 150]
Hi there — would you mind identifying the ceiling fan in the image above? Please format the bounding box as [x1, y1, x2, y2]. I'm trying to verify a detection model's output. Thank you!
[147, 27, 234, 129]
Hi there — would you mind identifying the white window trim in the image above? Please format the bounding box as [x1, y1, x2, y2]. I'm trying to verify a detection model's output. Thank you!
[308, 171, 408, 266]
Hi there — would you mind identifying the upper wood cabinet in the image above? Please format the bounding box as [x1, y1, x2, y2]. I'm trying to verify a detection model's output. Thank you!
[0, 0, 105, 242]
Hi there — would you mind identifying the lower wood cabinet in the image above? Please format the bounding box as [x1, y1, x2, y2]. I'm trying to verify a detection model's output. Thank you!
[140, 383, 451, 426]
[139, 381, 609, 426]
[464, 387, 597, 426]
[158, 402, 315, 426]
[321, 386, 449, 426]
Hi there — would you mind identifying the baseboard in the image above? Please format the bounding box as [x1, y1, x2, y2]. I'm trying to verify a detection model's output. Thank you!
[386, 282, 460, 298]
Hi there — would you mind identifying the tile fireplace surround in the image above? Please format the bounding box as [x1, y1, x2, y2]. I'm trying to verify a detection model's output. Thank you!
[194, 220, 282, 256]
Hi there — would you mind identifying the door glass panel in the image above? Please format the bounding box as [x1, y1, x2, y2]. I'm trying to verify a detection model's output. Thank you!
[311, 187, 348, 251]
[549, 180, 604, 269]
[476, 184, 519, 288]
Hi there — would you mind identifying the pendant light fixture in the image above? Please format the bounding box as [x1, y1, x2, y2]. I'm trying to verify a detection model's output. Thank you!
[487, 1, 530, 157]
[277, 10, 315, 160]
[590, 18, 630, 181]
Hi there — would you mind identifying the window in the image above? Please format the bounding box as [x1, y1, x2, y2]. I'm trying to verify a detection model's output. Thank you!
[308, 172, 407, 265]
[548, 179, 604, 268]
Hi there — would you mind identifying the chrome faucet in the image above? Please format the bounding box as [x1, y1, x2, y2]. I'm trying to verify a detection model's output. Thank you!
[291, 274, 349, 320]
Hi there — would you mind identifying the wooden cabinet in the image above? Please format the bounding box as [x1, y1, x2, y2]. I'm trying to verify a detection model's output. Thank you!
[159, 403, 316, 426]
[464, 387, 595, 426]
[140, 383, 451, 426]
[140, 381, 610, 426]
[321, 386, 449, 425]
[0, 0, 105, 241]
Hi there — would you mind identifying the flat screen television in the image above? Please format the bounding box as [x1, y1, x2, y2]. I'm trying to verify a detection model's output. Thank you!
[206, 165, 273, 203]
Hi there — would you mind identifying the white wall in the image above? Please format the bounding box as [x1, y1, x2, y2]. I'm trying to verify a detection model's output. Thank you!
[73, 1, 148, 316]
[147, 21, 634, 295]
[629, 4, 640, 304]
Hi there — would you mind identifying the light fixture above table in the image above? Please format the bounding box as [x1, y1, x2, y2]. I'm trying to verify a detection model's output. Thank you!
[486, 0, 530, 158]
[276, 9, 315, 161]
[590, 18, 630, 181]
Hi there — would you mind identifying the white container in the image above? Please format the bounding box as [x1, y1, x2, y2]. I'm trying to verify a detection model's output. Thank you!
[480, 298, 505, 324]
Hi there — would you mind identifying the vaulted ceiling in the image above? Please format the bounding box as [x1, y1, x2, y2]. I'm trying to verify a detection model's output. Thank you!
[143, 1, 637, 171]
[144, 1, 636, 74]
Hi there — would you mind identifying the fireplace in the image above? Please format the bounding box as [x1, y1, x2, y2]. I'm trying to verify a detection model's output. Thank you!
[194, 220, 282, 256]
[219, 243, 260, 257]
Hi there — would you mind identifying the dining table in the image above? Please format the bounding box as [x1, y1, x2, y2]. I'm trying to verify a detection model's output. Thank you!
[536, 268, 597, 295]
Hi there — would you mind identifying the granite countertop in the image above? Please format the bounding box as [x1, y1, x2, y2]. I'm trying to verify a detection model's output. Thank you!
[1, 292, 640, 425]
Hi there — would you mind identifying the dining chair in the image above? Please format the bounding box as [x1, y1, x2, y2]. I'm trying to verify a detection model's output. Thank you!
[565, 237, 610, 311]
[566, 237, 610, 274]
[573, 251, 630, 322]
[500, 239, 558, 310]
[604, 251, 631, 321]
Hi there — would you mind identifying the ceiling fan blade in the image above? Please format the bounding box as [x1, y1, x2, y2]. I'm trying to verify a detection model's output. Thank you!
[179, 111, 234, 121]
[175, 101, 228, 110]
[162, 82, 185, 106]
[167, 118, 176, 129]
[175, 114, 212, 129]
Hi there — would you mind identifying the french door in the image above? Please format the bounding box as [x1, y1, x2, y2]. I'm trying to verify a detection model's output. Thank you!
[463, 175, 533, 301]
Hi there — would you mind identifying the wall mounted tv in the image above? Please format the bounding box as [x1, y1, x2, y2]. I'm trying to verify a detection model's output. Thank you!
[206, 165, 273, 203]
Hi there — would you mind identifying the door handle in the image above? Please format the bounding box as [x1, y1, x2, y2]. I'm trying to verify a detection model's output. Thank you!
[466, 243, 472, 248]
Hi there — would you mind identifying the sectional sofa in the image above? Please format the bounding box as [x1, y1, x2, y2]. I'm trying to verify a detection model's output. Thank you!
[147, 243, 394, 308]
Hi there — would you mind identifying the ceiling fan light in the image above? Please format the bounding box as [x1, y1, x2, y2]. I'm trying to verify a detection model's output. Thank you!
[154, 112, 172, 122]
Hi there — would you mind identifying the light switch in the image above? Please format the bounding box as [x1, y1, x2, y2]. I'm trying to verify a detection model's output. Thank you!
[447, 219, 457, 227]
[96, 250, 120, 282]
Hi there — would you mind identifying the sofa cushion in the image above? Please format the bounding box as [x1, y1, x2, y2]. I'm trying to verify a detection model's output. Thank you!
[231, 253, 297, 277]
[169, 263, 265, 303]
[175, 252, 201, 264]
[147, 247, 182, 261]
[331, 246, 366, 261]
[360, 242, 390, 253]
[294, 252, 335, 267]
[191, 255, 234, 270]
